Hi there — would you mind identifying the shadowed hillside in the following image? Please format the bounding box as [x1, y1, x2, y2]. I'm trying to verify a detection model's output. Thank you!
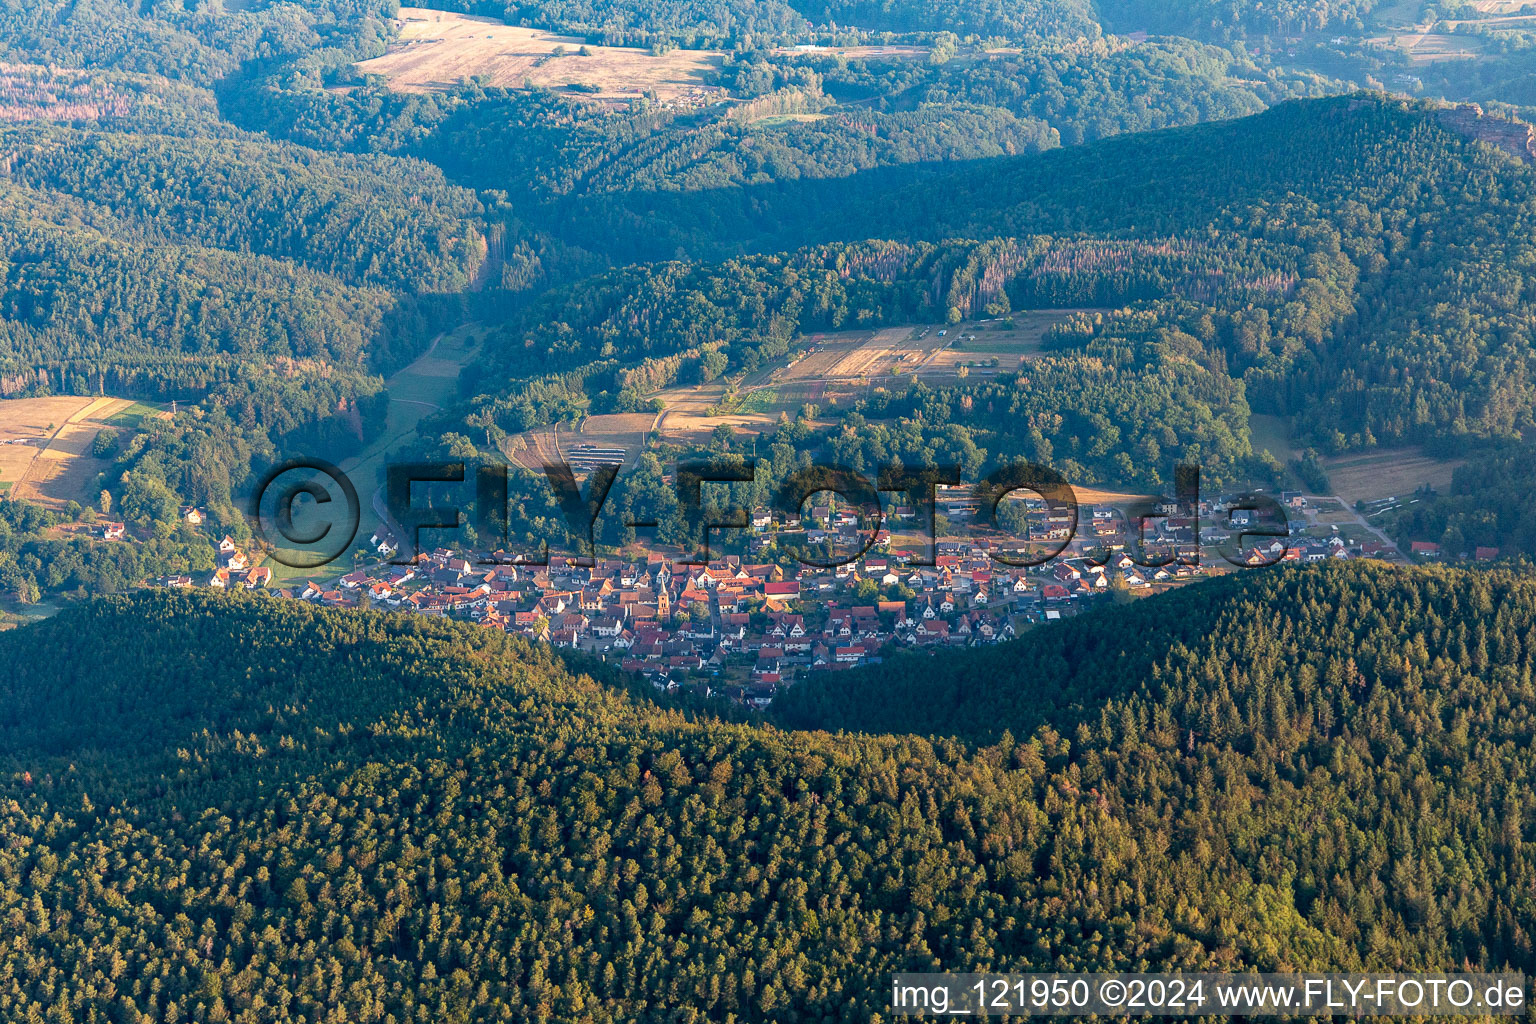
[2, 567, 1535, 1019]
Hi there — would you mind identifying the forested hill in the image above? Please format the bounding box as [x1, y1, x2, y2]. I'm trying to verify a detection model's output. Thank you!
[562, 94, 1535, 260]
[3, 567, 1536, 1020]
[493, 94, 1536, 454]
[774, 560, 1536, 744]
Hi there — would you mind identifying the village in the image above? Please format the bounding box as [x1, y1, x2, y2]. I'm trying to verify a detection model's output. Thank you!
[127, 484, 1417, 708]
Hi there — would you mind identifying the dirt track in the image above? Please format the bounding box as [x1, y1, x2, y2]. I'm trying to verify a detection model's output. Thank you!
[6, 396, 134, 506]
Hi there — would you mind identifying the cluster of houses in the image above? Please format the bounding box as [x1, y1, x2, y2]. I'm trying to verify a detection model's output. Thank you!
[129, 486, 1415, 707]
[279, 541, 1093, 707]
[148, 528, 273, 590]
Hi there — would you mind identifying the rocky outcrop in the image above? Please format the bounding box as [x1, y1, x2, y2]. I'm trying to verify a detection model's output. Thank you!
[1434, 103, 1536, 163]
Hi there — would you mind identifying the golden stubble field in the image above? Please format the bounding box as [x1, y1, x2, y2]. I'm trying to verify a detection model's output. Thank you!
[502, 313, 1087, 459]
[1366, 0, 1536, 63]
[0, 396, 138, 507]
[355, 8, 728, 104]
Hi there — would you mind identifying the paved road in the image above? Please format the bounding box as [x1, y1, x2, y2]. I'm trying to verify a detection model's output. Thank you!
[1300, 492, 1404, 557]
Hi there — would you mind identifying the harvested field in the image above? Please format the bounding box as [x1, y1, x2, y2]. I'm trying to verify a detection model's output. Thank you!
[1403, 33, 1482, 60]
[1367, 30, 1485, 62]
[505, 426, 564, 472]
[793, 313, 1081, 385]
[819, 327, 924, 378]
[649, 383, 776, 441]
[1070, 485, 1161, 508]
[356, 9, 727, 105]
[0, 396, 137, 508]
[504, 414, 654, 477]
[1321, 448, 1464, 504]
[575, 412, 652, 458]
[0, 397, 90, 496]
[504, 313, 1088, 452]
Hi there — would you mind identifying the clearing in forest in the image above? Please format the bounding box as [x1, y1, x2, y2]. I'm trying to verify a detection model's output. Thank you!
[1321, 447, 1464, 504]
[794, 312, 1079, 385]
[507, 313, 1087, 454]
[355, 9, 728, 106]
[1365, 29, 1486, 62]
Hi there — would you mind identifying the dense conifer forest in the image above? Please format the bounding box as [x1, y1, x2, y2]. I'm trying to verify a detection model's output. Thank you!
[3, 564, 1536, 1020]
[0, 0, 1530, 591]
[457, 96, 1536, 487]
[4, 0, 1536, 1016]
[0, 1, 1529, 515]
